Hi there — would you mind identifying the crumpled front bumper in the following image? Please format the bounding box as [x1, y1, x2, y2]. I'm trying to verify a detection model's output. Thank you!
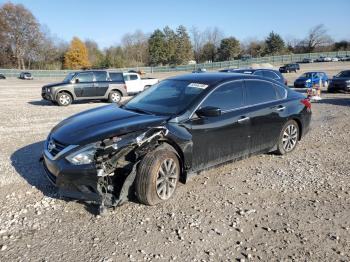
[42, 151, 101, 204]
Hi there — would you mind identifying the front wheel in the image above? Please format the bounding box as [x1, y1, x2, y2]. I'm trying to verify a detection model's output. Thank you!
[56, 92, 72, 106]
[276, 120, 299, 155]
[135, 149, 180, 206]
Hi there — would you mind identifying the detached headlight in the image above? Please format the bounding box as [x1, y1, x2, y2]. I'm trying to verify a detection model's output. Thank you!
[65, 143, 97, 165]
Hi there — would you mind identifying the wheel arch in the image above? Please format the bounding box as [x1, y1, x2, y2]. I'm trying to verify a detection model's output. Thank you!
[55, 89, 74, 101]
[291, 117, 303, 140]
[156, 139, 186, 182]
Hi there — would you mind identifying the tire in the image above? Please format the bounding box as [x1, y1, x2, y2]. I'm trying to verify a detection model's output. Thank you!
[135, 149, 180, 206]
[108, 90, 122, 103]
[276, 120, 299, 155]
[56, 92, 72, 106]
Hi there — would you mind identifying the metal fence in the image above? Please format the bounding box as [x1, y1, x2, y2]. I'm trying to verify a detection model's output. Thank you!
[1, 51, 349, 79]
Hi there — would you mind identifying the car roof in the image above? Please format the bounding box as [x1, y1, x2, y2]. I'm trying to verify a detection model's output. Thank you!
[167, 72, 280, 86]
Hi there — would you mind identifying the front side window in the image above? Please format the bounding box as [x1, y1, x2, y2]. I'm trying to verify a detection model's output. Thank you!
[200, 81, 244, 111]
[75, 72, 94, 83]
[245, 80, 277, 105]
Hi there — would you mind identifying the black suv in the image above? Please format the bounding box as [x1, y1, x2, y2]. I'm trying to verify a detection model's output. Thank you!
[41, 70, 127, 106]
[219, 68, 287, 85]
[279, 63, 300, 73]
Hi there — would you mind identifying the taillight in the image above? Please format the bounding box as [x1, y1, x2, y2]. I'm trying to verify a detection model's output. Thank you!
[301, 99, 311, 109]
[124, 84, 127, 92]
[284, 79, 288, 86]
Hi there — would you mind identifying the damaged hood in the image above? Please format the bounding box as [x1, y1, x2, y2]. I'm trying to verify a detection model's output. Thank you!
[50, 104, 169, 145]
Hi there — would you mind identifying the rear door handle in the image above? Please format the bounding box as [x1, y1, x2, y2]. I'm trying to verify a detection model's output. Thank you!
[237, 116, 250, 123]
[276, 106, 286, 111]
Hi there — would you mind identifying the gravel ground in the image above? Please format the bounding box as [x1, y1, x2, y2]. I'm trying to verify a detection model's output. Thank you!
[0, 63, 349, 261]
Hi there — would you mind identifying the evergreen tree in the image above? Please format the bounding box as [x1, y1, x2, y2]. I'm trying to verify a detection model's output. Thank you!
[148, 29, 167, 66]
[264, 31, 285, 55]
[217, 37, 240, 61]
[63, 37, 91, 69]
[174, 25, 193, 65]
[163, 26, 177, 65]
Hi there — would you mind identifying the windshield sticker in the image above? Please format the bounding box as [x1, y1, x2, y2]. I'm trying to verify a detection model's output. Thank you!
[188, 83, 208, 89]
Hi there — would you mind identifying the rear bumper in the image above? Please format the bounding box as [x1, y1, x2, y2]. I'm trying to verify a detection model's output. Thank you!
[294, 82, 306, 88]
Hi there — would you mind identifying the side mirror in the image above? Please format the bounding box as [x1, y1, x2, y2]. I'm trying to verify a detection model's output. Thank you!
[196, 106, 221, 117]
[75, 78, 80, 83]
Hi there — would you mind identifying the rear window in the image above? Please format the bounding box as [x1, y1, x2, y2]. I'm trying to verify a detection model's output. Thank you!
[245, 80, 277, 105]
[109, 72, 124, 82]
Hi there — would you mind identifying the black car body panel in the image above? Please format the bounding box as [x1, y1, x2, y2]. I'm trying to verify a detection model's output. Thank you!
[41, 73, 311, 209]
[279, 63, 300, 73]
[0, 73, 6, 79]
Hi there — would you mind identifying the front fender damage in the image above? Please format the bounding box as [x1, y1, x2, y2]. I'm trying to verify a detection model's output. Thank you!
[94, 127, 168, 213]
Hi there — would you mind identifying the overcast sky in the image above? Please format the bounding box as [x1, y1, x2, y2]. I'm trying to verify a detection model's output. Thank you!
[6, 0, 350, 48]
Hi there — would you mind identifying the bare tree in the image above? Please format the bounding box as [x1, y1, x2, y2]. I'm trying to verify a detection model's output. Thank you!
[190, 26, 204, 63]
[0, 2, 43, 69]
[121, 30, 148, 67]
[203, 27, 224, 47]
[302, 24, 333, 52]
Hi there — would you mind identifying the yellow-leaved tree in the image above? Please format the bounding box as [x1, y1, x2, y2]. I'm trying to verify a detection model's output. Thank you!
[63, 37, 91, 69]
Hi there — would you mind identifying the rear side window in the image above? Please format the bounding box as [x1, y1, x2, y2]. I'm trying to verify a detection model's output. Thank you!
[201, 81, 244, 111]
[274, 84, 287, 99]
[263, 71, 280, 80]
[76, 72, 94, 83]
[109, 73, 124, 82]
[253, 71, 264, 76]
[129, 74, 138, 80]
[94, 71, 107, 81]
[245, 80, 277, 105]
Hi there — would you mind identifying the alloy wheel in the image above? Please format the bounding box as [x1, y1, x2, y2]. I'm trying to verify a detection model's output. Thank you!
[111, 93, 121, 103]
[282, 124, 298, 152]
[59, 94, 71, 105]
[156, 158, 178, 200]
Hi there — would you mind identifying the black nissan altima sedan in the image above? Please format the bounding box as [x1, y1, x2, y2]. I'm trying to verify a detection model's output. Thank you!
[42, 73, 311, 213]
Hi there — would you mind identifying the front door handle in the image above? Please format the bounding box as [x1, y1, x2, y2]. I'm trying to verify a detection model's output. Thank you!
[237, 116, 250, 123]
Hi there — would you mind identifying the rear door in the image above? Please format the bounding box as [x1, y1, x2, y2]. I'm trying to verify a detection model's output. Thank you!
[94, 71, 109, 97]
[74, 72, 96, 97]
[244, 79, 286, 153]
[186, 80, 251, 170]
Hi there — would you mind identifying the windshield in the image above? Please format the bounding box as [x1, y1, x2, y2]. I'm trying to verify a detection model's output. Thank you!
[63, 72, 75, 82]
[336, 71, 350, 78]
[124, 80, 208, 116]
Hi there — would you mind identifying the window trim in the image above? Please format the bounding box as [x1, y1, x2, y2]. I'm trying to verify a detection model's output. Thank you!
[74, 72, 95, 83]
[188, 79, 287, 119]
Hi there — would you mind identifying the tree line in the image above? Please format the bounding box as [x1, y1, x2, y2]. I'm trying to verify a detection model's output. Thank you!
[0, 2, 349, 70]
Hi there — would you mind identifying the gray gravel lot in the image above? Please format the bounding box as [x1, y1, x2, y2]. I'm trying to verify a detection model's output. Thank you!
[0, 64, 349, 261]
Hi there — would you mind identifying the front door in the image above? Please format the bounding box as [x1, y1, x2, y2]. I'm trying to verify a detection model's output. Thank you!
[74, 72, 96, 97]
[184, 81, 251, 171]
